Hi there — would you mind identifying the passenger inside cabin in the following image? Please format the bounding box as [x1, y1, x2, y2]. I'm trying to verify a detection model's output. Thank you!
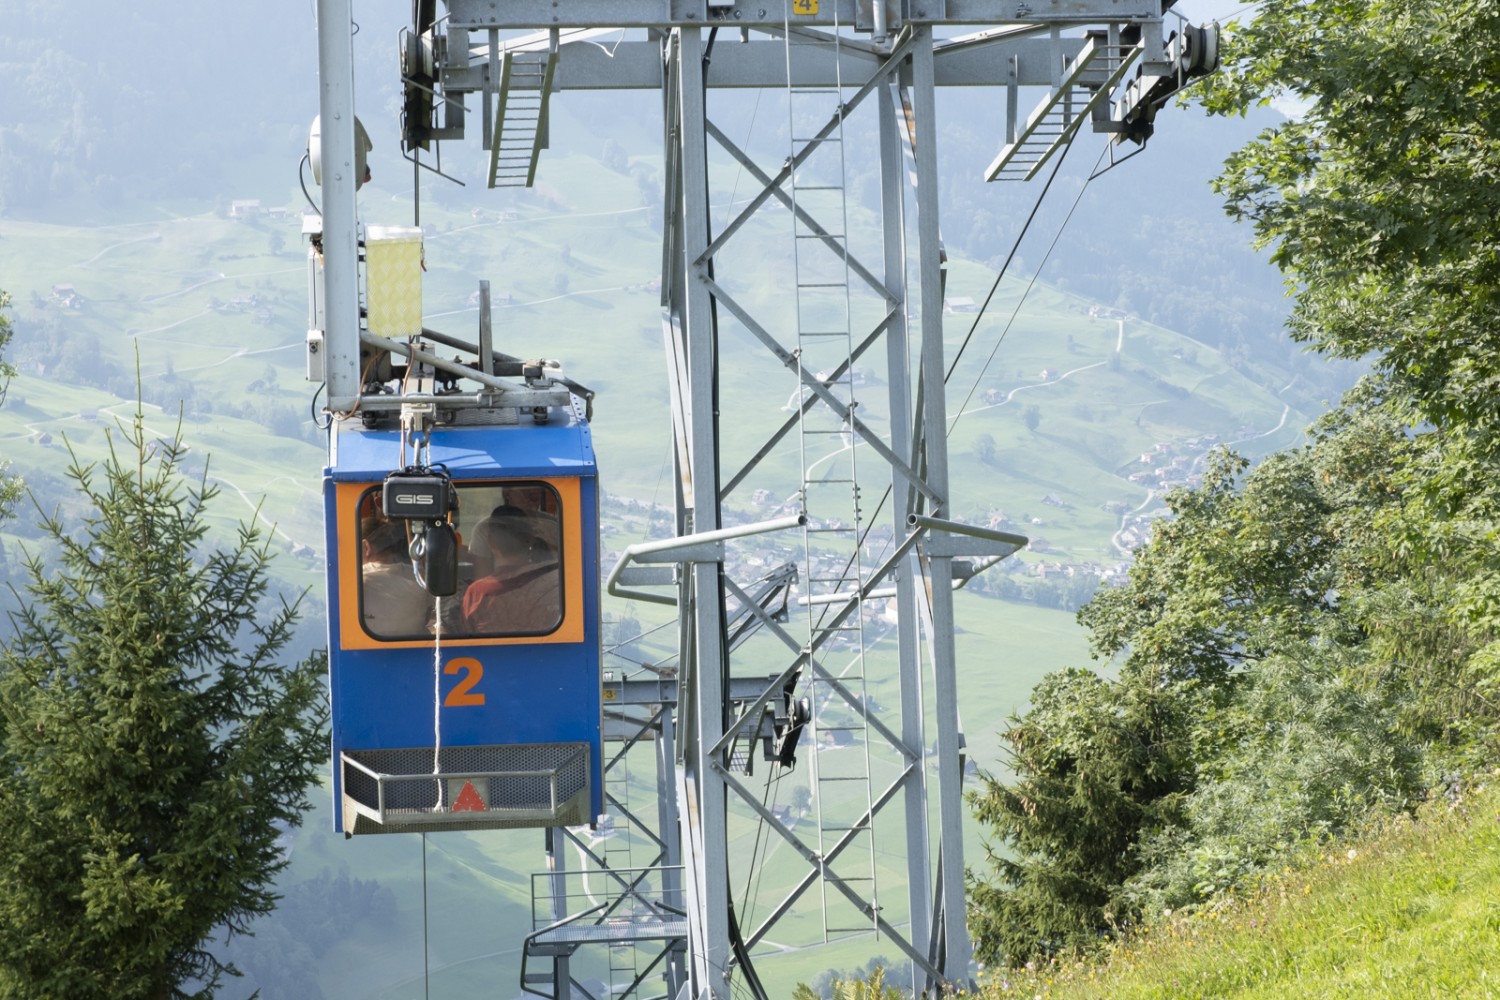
[360, 518, 430, 637]
[462, 507, 561, 634]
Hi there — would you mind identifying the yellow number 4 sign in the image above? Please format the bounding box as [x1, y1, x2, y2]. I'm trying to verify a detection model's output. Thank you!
[793, 0, 819, 13]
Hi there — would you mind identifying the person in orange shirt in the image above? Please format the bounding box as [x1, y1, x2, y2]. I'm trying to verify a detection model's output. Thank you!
[462, 508, 561, 634]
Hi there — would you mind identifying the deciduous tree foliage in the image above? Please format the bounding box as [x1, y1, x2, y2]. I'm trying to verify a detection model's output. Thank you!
[1199, 0, 1500, 693]
[968, 0, 1500, 964]
[1195, 0, 1500, 720]
[967, 434, 1388, 963]
[969, 406, 1494, 962]
[1078, 448, 1349, 687]
[0, 410, 327, 999]
[1199, 0, 1500, 436]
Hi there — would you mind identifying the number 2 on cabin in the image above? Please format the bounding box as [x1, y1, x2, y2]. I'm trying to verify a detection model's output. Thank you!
[444, 657, 486, 707]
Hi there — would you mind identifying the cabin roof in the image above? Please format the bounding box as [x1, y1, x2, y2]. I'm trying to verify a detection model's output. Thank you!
[327, 409, 596, 481]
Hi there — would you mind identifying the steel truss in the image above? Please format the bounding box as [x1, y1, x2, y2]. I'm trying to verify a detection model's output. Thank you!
[313, 1, 1214, 996]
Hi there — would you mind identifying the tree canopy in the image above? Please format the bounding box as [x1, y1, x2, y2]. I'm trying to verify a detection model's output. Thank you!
[1199, 0, 1500, 437]
[0, 409, 327, 998]
[967, 0, 1500, 965]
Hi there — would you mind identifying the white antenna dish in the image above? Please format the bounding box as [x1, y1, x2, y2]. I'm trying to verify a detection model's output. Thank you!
[308, 115, 373, 190]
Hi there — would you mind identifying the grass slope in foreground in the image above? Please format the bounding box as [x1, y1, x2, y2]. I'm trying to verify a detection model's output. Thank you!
[981, 778, 1500, 999]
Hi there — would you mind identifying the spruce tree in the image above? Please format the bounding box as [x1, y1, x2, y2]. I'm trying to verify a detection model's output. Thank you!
[0, 407, 327, 999]
[0, 290, 20, 518]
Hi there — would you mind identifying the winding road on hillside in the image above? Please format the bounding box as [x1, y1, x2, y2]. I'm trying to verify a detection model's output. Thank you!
[74, 232, 162, 267]
[953, 358, 1107, 422]
[942, 315, 1299, 560]
[1111, 397, 1295, 557]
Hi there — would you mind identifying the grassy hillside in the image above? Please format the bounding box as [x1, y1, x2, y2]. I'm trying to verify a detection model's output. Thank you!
[982, 779, 1500, 999]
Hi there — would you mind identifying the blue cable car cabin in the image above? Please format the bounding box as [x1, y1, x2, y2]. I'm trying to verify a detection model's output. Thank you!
[323, 401, 603, 835]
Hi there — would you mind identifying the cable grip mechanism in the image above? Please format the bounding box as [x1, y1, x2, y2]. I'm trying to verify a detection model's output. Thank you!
[382, 465, 459, 596]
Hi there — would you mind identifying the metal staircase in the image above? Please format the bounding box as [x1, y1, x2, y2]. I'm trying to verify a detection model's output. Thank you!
[521, 756, 684, 999]
[985, 28, 1139, 181]
[488, 48, 557, 188]
[520, 862, 688, 1000]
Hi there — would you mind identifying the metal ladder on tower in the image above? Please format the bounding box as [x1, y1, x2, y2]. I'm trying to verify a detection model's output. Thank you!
[782, 8, 881, 943]
[488, 46, 557, 188]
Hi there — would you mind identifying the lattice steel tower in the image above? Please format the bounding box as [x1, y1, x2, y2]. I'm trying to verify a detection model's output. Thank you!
[311, 1, 1216, 996]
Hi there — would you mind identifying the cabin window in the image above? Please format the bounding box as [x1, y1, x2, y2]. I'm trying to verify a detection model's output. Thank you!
[356, 481, 564, 640]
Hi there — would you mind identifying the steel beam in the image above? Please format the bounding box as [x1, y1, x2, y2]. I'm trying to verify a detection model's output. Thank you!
[314, 0, 361, 410]
[667, 28, 734, 998]
[444, 0, 1158, 29]
[907, 26, 973, 980]
[878, 72, 937, 994]
[441, 36, 1090, 91]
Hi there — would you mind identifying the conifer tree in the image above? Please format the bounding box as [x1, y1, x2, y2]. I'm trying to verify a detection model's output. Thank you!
[966, 667, 1196, 964]
[0, 407, 327, 999]
[0, 290, 20, 519]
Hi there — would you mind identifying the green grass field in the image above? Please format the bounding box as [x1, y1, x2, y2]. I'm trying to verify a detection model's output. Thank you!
[982, 779, 1500, 999]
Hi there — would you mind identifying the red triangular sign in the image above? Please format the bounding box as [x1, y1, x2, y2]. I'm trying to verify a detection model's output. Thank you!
[452, 781, 487, 813]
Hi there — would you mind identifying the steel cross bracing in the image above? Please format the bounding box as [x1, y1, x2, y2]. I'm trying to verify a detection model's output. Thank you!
[313, 1, 1212, 997]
